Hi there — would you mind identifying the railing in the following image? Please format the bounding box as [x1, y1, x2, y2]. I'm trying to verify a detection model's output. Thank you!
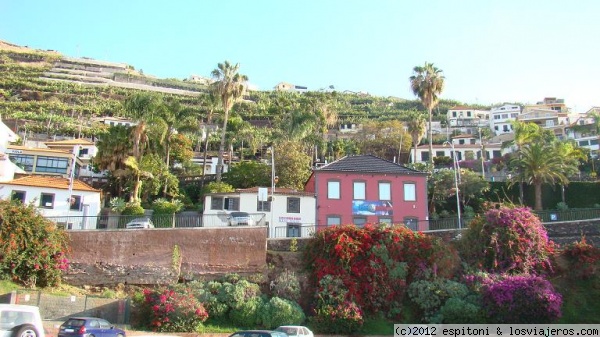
[533, 208, 600, 222]
[272, 223, 316, 238]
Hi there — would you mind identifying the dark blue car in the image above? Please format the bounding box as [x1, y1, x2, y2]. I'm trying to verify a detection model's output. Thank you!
[58, 317, 125, 337]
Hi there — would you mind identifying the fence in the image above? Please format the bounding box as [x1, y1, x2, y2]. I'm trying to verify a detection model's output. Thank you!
[45, 213, 267, 230]
[6, 289, 130, 324]
[272, 223, 316, 238]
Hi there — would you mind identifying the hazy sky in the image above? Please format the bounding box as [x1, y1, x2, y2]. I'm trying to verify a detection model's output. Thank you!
[1, 0, 599, 112]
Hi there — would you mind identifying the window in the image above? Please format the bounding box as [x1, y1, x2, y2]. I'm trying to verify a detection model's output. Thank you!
[78, 148, 89, 156]
[379, 217, 392, 225]
[502, 114, 509, 119]
[9, 154, 34, 172]
[287, 223, 301, 238]
[224, 197, 240, 211]
[503, 125, 509, 132]
[327, 216, 341, 226]
[70, 195, 82, 211]
[257, 200, 271, 212]
[458, 139, 465, 144]
[287, 197, 300, 213]
[353, 181, 365, 200]
[435, 151, 445, 157]
[467, 111, 472, 117]
[404, 217, 419, 230]
[494, 126, 499, 131]
[494, 115, 501, 120]
[35, 156, 69, 174]
[404, 183, 416, 201]
[591, 139, 599, 146]
[379, 182, 391, 201]
[452, 111, 457, 117]
[211, 197, 224, 210]
[493, 150, 502, 158]
[327, 181, 340, 199]
[11, 191, 25, 203]
[40, 193, 55, 209]
[421, 151, 429, 162]
[353, 216, 367, 227]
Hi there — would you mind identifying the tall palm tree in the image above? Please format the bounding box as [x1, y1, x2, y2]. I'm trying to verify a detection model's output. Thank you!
[200, 91, 220, 184]
[503, 120, 542, 202]
[210, 61, 248, 181]
[123, 92, 161, 161]
[405, 111, 427, 164]
[410, 62, 445, 166]
[509, 142, 570, 210]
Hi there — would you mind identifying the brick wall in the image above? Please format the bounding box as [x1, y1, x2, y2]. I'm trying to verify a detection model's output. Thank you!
[63, 227, 267, 286]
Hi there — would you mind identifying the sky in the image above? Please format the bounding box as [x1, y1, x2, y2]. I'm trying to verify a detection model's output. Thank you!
[1, 0, 599, 112]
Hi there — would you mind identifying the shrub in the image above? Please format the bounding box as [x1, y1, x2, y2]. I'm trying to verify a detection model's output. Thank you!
[229, 296, 264, 328]
[303, 224, 453, 315]
[152, 198, 183, 214]
[0, 200, 69, 287]
[121, 203, 145, 216]
[272, 270, 301, 302]
[458, 206, 555, 274]
[408, 278, 469, 319]
[311, 301, 363, 334]
[259, 297, 305, 329]
[481, 275, 562, 323]
[561, 236, 600, 278]
[142, 287, 208, 332]
[435, 297, 485, 323]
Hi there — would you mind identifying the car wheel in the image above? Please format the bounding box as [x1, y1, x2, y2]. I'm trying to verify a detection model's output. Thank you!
[117, 333, 124, 337]
[89, 334, 95, 337]
[13, 324, 38, 337]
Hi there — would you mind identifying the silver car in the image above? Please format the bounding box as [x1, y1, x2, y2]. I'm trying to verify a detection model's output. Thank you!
[227, 212, 255, 226]
[125, 217, 154, 229]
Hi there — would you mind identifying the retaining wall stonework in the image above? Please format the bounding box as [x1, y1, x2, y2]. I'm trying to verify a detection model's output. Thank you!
[64, 227, 267, 286]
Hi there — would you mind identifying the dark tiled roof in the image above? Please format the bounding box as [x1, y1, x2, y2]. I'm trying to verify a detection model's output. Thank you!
[317, 155, 426, 175]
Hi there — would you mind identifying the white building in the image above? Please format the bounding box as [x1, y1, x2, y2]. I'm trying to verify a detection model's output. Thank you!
[490, 104, 521, 135]
[203, 187, 316, 238]
[413, 141, 507, 164]
[44, 138, 100, 177]
[447, 106, 489, 129]
[0, 175, 102, 229]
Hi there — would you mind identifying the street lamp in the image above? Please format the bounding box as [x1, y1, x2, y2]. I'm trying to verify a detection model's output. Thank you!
[478, 127, 485, 179]
[444, 141, 462, 229]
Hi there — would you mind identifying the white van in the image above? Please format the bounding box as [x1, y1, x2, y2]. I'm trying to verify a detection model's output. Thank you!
[0, 304, 45, 337]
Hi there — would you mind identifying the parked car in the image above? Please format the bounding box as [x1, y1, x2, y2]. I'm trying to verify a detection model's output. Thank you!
[229, 330, 288, 337]
[275, 326, 313, 337]
[125, 217, 154, 229]
[227, 212, 255, 226]
[0, 304, 45, 337]
[58, 317, 125, 337]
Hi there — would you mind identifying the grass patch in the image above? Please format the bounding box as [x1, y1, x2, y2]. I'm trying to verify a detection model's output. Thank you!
[358, 314, 395, 335]
[197, 324, 237, 334]
[0, 280, 20, 294]
[554, 275, 600, 323]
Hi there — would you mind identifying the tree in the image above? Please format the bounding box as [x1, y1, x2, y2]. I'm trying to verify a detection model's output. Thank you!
[200, 91, 221, 184]
[210, 61, 248, 182]
[410, 62, 445, 166]
[405, 110, 427, 164]
[274, 140, 312, 190]
[123, 92, 162, 162]
[503, 121, 543, 203]
[0, 200, 69, 287]
[225, 161, 271, 188]
[509, 142, 570, 210]
[94, 125, 132, 172]
[354, 120, 411, 162]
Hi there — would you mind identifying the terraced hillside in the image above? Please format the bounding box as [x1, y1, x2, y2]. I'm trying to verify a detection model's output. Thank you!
[0, 40, 487, 141]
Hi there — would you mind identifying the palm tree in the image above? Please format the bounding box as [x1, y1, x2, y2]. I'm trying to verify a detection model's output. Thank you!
[200, 91, 220, 184]
[405, 111, 427, 164]
[410, 62, 445, 166]
[503, 120, 542, 203]
[211, 61, 248, 182]
[123, 92, 161, 161]
[509, 142, 572, 210]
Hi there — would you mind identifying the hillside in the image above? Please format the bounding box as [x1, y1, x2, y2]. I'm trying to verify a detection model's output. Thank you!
[0, 40, 490, 140]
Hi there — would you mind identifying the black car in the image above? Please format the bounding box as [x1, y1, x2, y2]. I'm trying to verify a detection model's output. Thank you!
[58, 317, 125, 337]
[229, 330, 288, 337]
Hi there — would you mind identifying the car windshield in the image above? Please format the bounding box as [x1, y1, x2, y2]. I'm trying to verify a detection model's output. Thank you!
[230, 212, 249, 218]
[276, 327, 298, 335]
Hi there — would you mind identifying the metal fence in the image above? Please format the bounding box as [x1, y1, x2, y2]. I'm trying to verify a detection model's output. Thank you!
[272, 223, 316, 238]
[45, 213, 267, 230]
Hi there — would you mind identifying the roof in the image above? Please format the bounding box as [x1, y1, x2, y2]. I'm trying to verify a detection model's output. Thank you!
[236, 187, 314, 196]
[7, 145, 72, 155]
[2, 175, 100, 192]
[316, 155, 425, 175]
[44, 138, 94, 146]
[449, 105, 473, 110]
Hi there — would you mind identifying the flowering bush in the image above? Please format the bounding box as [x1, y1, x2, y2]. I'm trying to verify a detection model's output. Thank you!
[408, 278, 469, 320]
[142, 287, 208, 332]
[458, 206, 555, 274]
[481, 274, 562, 323]
[304, 224, 453, 315]
[561, 236, 600, 278]
[0, 200, 70, 287]
[311, 301, 364, 334]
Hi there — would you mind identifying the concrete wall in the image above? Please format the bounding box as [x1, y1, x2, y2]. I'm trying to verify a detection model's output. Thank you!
[63, 227, 267, 286]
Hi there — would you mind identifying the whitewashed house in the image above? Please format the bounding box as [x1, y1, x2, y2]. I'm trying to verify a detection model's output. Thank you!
[203, 187, 316, 238]
[490, 104, 521, 135]
[0, 175, 102, 229]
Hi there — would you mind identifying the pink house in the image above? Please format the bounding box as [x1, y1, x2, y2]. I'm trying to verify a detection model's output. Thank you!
[304, 155, 430, 231]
